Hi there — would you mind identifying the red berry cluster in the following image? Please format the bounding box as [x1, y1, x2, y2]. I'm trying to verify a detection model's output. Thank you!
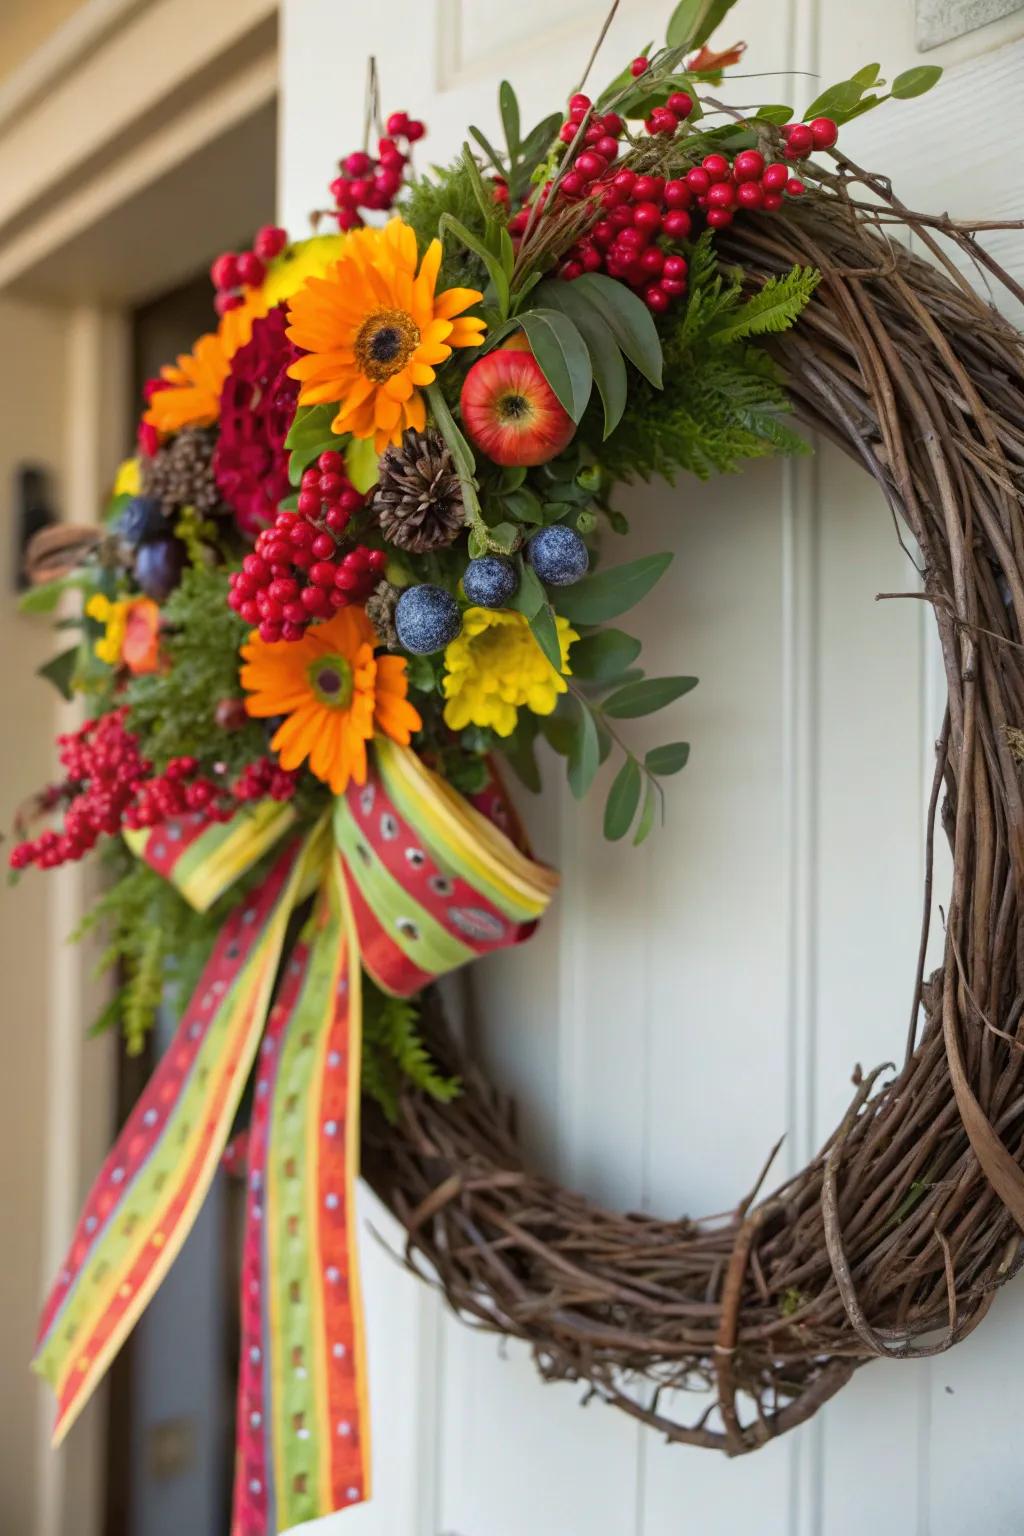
[10, 712, 149, 869]
[227, 450, 385, 643]
[9, 713, 301, 872]
[210, 225, 289, 316]
[123, 754, 296, 831]
[782, 117, 839, 156]
[329, 111, 425, 232]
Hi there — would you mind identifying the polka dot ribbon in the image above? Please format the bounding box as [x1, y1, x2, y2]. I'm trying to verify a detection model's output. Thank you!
[33, 741, 558, 1534]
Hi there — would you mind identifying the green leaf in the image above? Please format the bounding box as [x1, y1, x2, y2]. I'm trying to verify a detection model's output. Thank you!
[604, 756, 642, 840]
[469, 125, 507, 178]
[507, 559, 546, 620]
[803, 79, 867, 122]
[569, 628, 642, 681]
[529, 603, 563, 673]
[37, 646, 78, 701]
[535, 279, 628, 436]
[501, 713, 541, 792]
[850, 62, 882, 87]
[19, 578, 71, 614]
[567, 696, 600, 800]
[706, 266, 820, 346]
[345, 435, 380, 493]
[603, 676, 698, 718]
[517, 309, 593, 422]
[645, 741, 691, 775]
[488, 520, 520, 553]
[556, 552, 672, 625]
[572, 274, 663, 388]
[667, 0, 739, 48]
[891, 65, 942, 98]
[755, 105, 794, 125]
[634, 782, 657, 846]
[499, 80, 521, 155]
[285, 403, 342, 484]
[440, 210, 509, 314]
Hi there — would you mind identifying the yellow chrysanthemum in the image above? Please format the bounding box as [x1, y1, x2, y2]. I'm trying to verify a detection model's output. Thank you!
[286, 217, 486, 451]
[86, 593, 127, 665]
[441, 608, 578, 738]
[240, 607, 422, 795]
[143, 298, 263, 436]
[86, 593, 161, 673]
[113, 457, 140, 497]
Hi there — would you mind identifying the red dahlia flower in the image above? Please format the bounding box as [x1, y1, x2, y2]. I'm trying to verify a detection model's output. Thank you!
[213, 305, 300, 539]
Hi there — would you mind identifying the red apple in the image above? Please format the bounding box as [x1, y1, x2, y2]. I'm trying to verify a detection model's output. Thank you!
[460, 344, 575, 467]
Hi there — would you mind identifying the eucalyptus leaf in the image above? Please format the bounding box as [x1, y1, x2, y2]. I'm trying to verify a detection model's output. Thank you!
[891, 65, 942, 99]
[634, 782, 657, 845]
[517, 309, 593, 422]
[645, 741, 691, 775]
[555, 552, 672, 625]
[567, 697, 600, 800]
[507, 560, 546, 621]
[570, 628, 642, 681]
[603, 676, 698, 719]
[536, 279, 628, 436]
[572, 274, 663, 388]
[529, 603, 563, 673]
[604, 756, 642, 840]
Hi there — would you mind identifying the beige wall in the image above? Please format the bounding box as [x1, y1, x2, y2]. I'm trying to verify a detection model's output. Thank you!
[0, 0, 90, 80]
[0, 295, 68, 1536]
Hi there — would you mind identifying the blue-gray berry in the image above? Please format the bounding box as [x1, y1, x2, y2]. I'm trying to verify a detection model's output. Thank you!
[526, 524, 589, 587]
[118, 496, 166, 548]
[395, 584, 462, 655]
[463, 555, 519, 609]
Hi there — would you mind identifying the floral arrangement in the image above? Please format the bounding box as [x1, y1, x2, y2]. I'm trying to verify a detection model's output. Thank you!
[12, 3, 944, 1531]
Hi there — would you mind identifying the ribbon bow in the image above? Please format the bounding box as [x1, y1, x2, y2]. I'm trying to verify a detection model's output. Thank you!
[33, 739, 557, 1534]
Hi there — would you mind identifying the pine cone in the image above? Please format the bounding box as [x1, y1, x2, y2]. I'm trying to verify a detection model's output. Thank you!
[365, 580, 400, 648]
[372, 428, 464, 554]
[141, 427, 220, 516]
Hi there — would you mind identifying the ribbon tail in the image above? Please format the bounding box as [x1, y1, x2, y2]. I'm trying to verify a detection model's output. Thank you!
[34, 829, 326, 1448]
[232, 847, 370, 1535]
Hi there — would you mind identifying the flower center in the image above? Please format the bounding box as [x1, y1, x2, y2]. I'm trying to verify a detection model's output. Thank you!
[307, 653, 354, 710]
[354, 308, 420, 383]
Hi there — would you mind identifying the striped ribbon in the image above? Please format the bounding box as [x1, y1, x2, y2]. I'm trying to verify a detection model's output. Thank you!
[34, 742, 556, 1535]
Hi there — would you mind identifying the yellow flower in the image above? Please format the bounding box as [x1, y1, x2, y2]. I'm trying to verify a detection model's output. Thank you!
[286, 217, 486, 452]
[113, 457, 140, 497]
[240, 608, 422, 795]
[87, 594, 128, 665]
[442, 608, 578, 738]
[260, 234, 348, 307]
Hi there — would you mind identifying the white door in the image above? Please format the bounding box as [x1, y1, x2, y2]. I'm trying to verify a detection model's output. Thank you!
[278, 4, 1024, 1533]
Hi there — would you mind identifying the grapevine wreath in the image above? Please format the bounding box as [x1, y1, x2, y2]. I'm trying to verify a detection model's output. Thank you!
[13, 0, 1024, 1528]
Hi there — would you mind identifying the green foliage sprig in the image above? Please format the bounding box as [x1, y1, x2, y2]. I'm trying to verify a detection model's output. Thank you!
[362, 977, 460, 1122]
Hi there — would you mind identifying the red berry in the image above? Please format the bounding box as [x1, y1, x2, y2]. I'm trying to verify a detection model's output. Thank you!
[640, 247, 665, 274]
[253, 225, 287, 261]
[633, 202, 663, 233]
[404, 119, 426, 142]
[786, 177, 806, 197]
[633, 175, 664, 202]
[733, 149, 765, 183]
[559, 121, 578, 144]
[663, 254, 688, 280]
[568, 92, 591, 114]
[612, 169, 636, 195]
[706, 207, 733, 228]
[343, 151, 373, 176]
[661, 276, 687, 297]
[662, 209, 692, 239]
[735, 180, 764, 209]
[595, 136, 620, 161]
[761, 163, 789, 192]
[210, 252, 240, 290]
[630, 56, 649, 76]
[646, 107, 679, 136]
[644, 283, 671, 313]
[603, 113, 624, 136]
[702, 153, 730, 183]
[686, 167, 711, 195]
[297, 491, 320, 517]
[386, 111, 410, 136]
[575, 151, 606, 180]
[784, 123, 814, 158]
[666, 91, 694, 119]
[707, 182, 735, 209]
[215, 293, 243, 315]
[237, 252, 266, 287]
[560, 171, 584, 198]
[809, 116, 838, 150]
[664, 179, 692, 208]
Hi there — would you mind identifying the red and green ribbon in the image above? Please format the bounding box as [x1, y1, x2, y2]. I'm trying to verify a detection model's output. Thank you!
[34, 742, 556, 1535]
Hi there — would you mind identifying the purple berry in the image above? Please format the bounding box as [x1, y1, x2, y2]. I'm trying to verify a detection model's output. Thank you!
[134, 536, 187, 601]
[395, 584, 462, 654]
[463, 556, 518, 609]
[526, 525, 589, 587]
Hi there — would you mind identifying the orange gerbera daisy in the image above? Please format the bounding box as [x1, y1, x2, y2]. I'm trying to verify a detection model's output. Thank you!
[285, 217, 486, 451]
[143, 300, 262, 436]
[239, 607, 421, 794]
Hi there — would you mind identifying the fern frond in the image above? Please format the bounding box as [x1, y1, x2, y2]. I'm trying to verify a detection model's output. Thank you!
[706, 266, 820, 346]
